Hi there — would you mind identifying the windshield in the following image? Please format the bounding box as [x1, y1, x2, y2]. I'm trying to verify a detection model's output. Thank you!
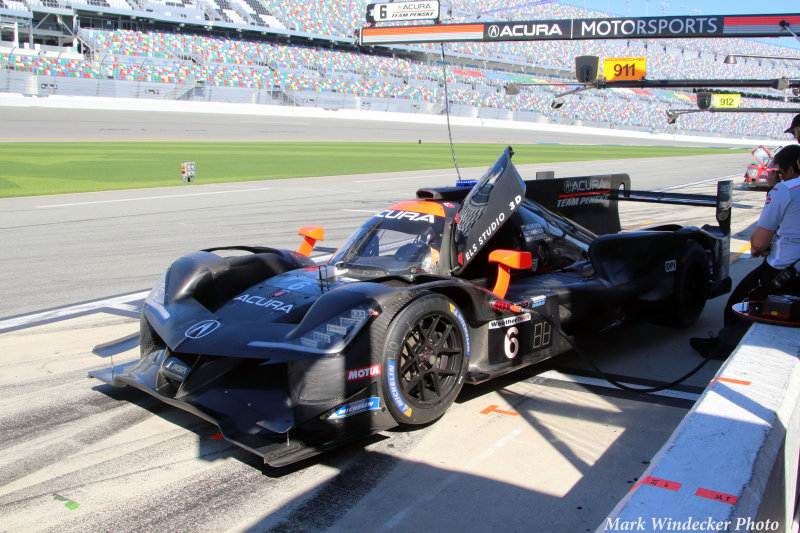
[329, 201, 446, 277]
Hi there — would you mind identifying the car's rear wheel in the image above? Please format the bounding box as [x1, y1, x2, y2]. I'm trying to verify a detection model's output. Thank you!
[379, 293, 469, 425]
[658, 240, 709, 328]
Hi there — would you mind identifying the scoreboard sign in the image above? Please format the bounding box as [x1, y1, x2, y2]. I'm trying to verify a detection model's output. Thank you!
[366, 1, 440, 24]
[603, 57, 646, 81]
[712, 93, 741, 108]
[181, 161, 196, 183]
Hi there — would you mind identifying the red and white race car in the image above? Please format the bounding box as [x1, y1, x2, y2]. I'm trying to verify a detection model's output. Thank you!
[743, 145, 779, 189]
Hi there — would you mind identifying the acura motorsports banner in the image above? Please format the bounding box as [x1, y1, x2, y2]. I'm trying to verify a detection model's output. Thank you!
[360, 13, 800, 45]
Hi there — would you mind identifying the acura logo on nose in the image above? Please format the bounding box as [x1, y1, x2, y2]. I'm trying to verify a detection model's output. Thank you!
[185, 320, 221, 339]
[487, 25, 500, 38]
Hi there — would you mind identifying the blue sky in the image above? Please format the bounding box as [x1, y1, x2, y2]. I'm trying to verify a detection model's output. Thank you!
[563, 1, 800, 48]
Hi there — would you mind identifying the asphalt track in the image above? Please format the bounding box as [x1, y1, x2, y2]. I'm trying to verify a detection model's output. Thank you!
[0, 111, 773, 532]
[0, 105, 749, 146]
[0, 150, 753, 318]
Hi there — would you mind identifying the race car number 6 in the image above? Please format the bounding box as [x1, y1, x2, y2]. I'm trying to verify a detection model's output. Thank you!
[504, 327, 519, 359]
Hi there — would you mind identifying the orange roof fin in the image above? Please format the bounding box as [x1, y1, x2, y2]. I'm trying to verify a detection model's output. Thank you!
[489, 249, 532, 299]
[297, 226, 324, 257]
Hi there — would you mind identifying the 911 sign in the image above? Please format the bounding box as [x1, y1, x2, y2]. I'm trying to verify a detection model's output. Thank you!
[366, 1, 440, 24]
[602, 57, 646, 81]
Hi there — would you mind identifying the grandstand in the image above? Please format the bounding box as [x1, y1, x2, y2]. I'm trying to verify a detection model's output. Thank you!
[1, 0, 799, 139]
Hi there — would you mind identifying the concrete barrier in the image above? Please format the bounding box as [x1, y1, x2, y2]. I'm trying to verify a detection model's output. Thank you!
[600, 323, 800, 532]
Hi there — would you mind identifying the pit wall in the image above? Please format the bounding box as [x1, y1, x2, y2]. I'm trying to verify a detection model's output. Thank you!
[600, 323, 800, 533]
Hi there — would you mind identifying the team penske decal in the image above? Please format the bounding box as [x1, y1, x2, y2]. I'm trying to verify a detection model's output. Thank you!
[387, 360, 412, 417]
[449, 303, 470, 356]
[321, 397, 381, 420]
[233, 294, 293, 313]
[556, 178, 612, 208]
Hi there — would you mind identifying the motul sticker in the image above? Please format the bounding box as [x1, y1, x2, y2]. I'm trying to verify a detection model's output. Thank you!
[347, 364, 381, 381]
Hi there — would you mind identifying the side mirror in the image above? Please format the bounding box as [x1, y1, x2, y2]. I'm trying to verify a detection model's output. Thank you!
[489, 249, 532, 299]
[297, 226, 324, 257]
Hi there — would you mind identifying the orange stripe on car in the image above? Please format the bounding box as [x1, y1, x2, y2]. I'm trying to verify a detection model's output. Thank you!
[389, 200, 446, 217]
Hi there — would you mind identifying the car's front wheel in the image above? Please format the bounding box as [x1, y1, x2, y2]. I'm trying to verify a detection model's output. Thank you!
[379, 293, 469, 425]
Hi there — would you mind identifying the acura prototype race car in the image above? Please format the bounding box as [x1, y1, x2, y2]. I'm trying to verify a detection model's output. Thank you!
[92, 147, 732, 467]
[743, 145, 778, 189]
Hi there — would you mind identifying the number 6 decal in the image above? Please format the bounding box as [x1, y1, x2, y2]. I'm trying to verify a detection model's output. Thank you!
[504, 326, 519, 359]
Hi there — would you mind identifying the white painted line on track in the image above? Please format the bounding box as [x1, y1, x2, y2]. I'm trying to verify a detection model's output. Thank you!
[113, 303, 143, 314]
[537, 370, 701, 401]
[655, 174, 740, 192]
[354, 173, 455, 183]
[237, 120, 310, 125]
[0, 291, 149, 332]
[36, 187, 274, 208]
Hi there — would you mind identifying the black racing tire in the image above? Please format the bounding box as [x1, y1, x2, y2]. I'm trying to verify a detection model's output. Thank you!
[658, 240, 709, 328]
[379, 293, 470, 425]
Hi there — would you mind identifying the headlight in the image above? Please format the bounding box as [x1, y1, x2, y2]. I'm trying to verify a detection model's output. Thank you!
[144, 271, 169, 319]
[299, 306, 374, 351]
[745, 167, 758, 178]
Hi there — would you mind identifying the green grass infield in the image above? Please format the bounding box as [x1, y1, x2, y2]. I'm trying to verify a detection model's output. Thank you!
[0, 141, 745, 198]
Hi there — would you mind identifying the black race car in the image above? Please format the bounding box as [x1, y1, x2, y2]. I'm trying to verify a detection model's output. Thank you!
[91, 148, 732, 467]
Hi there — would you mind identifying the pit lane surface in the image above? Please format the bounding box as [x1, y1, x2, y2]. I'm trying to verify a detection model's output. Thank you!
[0, 152, 768, 532]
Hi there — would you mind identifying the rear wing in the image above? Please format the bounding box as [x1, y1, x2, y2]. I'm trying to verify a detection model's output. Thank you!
[612, 180, 733, 237]
[525, 175, 732, 237]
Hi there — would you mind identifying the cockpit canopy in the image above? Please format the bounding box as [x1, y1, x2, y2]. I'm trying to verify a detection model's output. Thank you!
[329, 201, 450, 277]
